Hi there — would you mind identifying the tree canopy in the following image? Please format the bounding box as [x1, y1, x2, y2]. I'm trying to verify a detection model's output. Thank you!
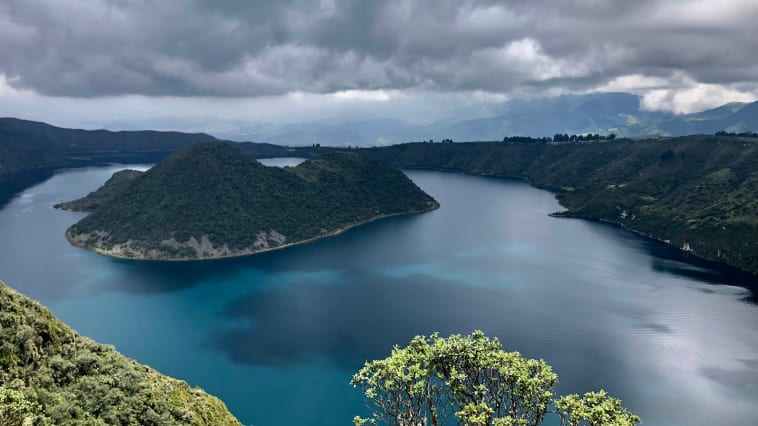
[351, 331, 641, 426]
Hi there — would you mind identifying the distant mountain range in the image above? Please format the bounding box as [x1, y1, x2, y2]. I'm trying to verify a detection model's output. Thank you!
[1, 92, 757, 171]
[214, 93, 758, 145]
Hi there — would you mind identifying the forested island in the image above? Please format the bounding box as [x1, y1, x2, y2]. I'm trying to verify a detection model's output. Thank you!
[0, 280, 242, 425]
[358, 135, 758, 275]
[57, 141, 438, 261]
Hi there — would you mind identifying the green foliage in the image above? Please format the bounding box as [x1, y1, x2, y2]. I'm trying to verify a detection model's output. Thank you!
[555, 391, 641, 426]
[360, 135, 758, 275]
[0, 280, 242, 425]
[0, 386, 35, 426]
[62, 141, 438, 260]
[352, 331, 639, 426]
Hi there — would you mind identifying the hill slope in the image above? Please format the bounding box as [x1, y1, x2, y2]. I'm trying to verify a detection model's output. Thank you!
[0, 117, 216, 174]
[0, 117, 300, 176]
[0, 280, 242, 425]
[359, 136, 758, 275]
[60, 141, 438, 260]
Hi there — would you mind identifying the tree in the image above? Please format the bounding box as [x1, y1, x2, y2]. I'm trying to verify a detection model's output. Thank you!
[0, 387, 35, 426]
[352, 331, 641, 426]
[555, 391, 641, 426]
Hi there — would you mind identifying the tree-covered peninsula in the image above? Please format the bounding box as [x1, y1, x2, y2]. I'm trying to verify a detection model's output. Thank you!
[58, 141, 439, 260]
[359, 135, 758, 275]
[0, 280, 242, 425]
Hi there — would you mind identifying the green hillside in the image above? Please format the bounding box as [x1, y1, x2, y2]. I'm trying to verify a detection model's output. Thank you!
[359, 136, 758, 275]
[0, 280, 242, 425]
[60, 141, 438, 260]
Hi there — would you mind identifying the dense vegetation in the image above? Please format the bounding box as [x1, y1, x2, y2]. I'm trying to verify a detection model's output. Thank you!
[359, 135, 758, 275]
[352, 331, 641, 426]
[55, 169, 143, 212]
[0, 280, 242, 425]
[715, 130, 758, 138]
[60, 141, 438, 260]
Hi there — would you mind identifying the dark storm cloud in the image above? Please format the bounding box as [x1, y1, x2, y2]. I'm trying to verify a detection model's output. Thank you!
[0, 0, 756, 97]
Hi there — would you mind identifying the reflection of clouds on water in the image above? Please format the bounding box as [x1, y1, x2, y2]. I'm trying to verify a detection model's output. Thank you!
[211, 267, 622, 370]
[18, 191, 39, 204]
[617, 276, 758, 424]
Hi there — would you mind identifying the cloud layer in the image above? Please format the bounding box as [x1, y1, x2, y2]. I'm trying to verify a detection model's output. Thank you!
[1, 0, 757, 103]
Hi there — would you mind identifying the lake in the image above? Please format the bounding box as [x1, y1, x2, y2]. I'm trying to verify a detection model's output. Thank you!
[1, 159, 757, 426]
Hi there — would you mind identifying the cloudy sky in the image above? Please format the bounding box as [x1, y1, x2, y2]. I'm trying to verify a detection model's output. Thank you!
[0, 0, 756, 131]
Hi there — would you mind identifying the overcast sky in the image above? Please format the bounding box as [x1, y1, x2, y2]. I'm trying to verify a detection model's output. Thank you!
[1, 0, 756, 130]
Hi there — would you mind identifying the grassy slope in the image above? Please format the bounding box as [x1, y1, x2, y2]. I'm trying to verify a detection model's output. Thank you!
[62, 141, 438, 260]
[0, 280, 242, 425]
[360, 136, 758, 275]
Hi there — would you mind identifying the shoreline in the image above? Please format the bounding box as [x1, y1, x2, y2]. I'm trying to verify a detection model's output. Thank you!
[549, 210, 758, 278]
[64, 202, 440, 262]
[405, 167, 758, 278]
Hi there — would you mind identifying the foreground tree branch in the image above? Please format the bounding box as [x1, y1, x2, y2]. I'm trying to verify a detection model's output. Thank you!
[351, 331, 641, 426]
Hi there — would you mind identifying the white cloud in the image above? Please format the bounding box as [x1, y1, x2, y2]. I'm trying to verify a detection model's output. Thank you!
[332, 90, 395, 101]
[597, 74, 670, 93]
[641, 78, 757, 114]
[0, 74, 22, 96]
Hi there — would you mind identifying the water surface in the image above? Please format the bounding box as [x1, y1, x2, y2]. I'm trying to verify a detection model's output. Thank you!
[0, 162, 756, 425]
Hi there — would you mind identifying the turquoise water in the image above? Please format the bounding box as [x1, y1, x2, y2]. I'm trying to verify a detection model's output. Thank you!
[1, 160, 757, 425]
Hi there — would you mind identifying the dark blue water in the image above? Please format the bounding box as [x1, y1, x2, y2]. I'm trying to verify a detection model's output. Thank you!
[1, 160, 757, 426]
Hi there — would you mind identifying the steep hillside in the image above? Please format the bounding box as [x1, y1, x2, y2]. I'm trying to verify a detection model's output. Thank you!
[0, 280, 242, 425]
[59, 141, 438, 260]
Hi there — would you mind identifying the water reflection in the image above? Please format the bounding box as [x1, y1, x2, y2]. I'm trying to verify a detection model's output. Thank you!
[0, 166, 757, 426]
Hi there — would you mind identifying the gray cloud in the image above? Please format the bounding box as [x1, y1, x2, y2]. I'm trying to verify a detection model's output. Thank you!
[0, 0, 756, 101]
